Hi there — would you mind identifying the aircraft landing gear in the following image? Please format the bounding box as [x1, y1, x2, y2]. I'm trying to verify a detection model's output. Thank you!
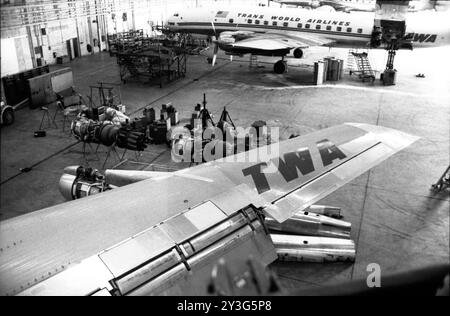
[293, 48, 304, 59]
[274, 59, 288, 74]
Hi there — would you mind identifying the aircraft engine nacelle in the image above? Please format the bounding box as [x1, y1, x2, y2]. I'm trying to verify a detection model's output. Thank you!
[59, 166, 111, 200]
[293, 48, 304, 59]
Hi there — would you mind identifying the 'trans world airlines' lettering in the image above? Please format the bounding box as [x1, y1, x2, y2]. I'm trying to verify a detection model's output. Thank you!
[236, 13, 351, 26]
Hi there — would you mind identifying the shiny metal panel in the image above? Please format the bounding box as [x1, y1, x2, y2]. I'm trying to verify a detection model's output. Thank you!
[130, 220, 276, 296]
[127, 263, 188, 296]
[91, 288, 112, 296]
[271, 234, 354, 249]
[99, 227, 174, 277]
[187, 223, 256, 268]
[19, 256, 114, 296]
[160, 201, 227, 243]
[210, 184, 267, 216]
[115, 249, 181, 295]
[182, 213, 249, 257]
[272, 234, 356, 263]
[293, 211, 350, 228]
[308, 205, 342, 218]
[266, 215, 351, 239]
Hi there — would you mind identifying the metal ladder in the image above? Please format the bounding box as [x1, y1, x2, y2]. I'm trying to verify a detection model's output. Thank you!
[249, 54, 259, 69]
[348, 51, 376, 82]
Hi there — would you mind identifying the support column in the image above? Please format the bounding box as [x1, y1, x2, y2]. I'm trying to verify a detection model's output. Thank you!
[26, 25, 37, 68]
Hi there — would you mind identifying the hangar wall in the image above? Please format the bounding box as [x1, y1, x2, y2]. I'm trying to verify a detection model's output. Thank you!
[0, 0, 264, 77]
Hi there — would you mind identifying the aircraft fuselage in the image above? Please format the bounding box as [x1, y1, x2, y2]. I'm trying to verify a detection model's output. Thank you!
[167, 7, 450, 50]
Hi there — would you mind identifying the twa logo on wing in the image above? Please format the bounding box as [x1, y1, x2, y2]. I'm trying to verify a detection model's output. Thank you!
[242, 139, 347, 194]
[405, 33, 437, 43]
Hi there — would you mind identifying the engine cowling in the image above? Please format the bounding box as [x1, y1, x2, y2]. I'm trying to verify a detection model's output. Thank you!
[59, 166, 111, 200]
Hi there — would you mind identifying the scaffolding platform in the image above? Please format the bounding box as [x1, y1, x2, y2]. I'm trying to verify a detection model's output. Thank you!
[117, 45, 187, 88]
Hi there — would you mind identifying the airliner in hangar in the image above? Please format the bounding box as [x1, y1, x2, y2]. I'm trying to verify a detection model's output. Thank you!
[166, 6, 450, 73]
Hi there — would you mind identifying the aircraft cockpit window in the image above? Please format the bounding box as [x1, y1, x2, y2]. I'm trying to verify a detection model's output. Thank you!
[173, 13, 179, 17]
[215, 11, 229, 18]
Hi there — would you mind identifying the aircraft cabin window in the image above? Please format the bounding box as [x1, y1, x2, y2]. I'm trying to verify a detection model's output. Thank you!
[255, 20, 260, 25]
[347, 27, 352, 32]
[326, 26, 332, 31]
[273, 21, 277, 26]
[357, 28, 363, 33]
[316, 25, 321, 30]
[229, 18, 234, 23]
[337, 26, 342, 31]
[297, 23, 302, 28]
[248, 19, 252, 24]
[305, 24, 310, 29]
[264, 21, 269, 25]
[283, 22, 289, 27]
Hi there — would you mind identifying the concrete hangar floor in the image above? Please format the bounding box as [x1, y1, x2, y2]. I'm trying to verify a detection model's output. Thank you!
[1, 45, 449, 292]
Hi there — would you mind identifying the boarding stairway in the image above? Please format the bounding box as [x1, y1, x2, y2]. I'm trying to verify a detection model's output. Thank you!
[347, 50, 376, 83]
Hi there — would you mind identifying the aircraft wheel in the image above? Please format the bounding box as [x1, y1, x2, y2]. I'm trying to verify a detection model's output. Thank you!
[293, 48, 304, 59]
[2, 108, 14, 126]
[274, 60, 287, 74]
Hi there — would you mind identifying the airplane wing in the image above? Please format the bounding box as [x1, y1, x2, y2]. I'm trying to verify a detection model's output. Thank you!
[0, 123, 418, 296]
[226, 31, 335, 52]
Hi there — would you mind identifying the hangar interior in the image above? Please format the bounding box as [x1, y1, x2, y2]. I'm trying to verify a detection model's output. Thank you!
[0, 0, 449, 296]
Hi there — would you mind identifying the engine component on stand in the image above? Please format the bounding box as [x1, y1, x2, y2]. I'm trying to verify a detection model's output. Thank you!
[116, 125, 147, 151]
[70, 116, 147, 151]
[59, 166, 112, 200]
[149, 118, 170, 145]
[100, 106, 129, 125]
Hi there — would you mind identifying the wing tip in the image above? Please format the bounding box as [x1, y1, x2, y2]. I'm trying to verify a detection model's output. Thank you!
[344, 122, 420, 149]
